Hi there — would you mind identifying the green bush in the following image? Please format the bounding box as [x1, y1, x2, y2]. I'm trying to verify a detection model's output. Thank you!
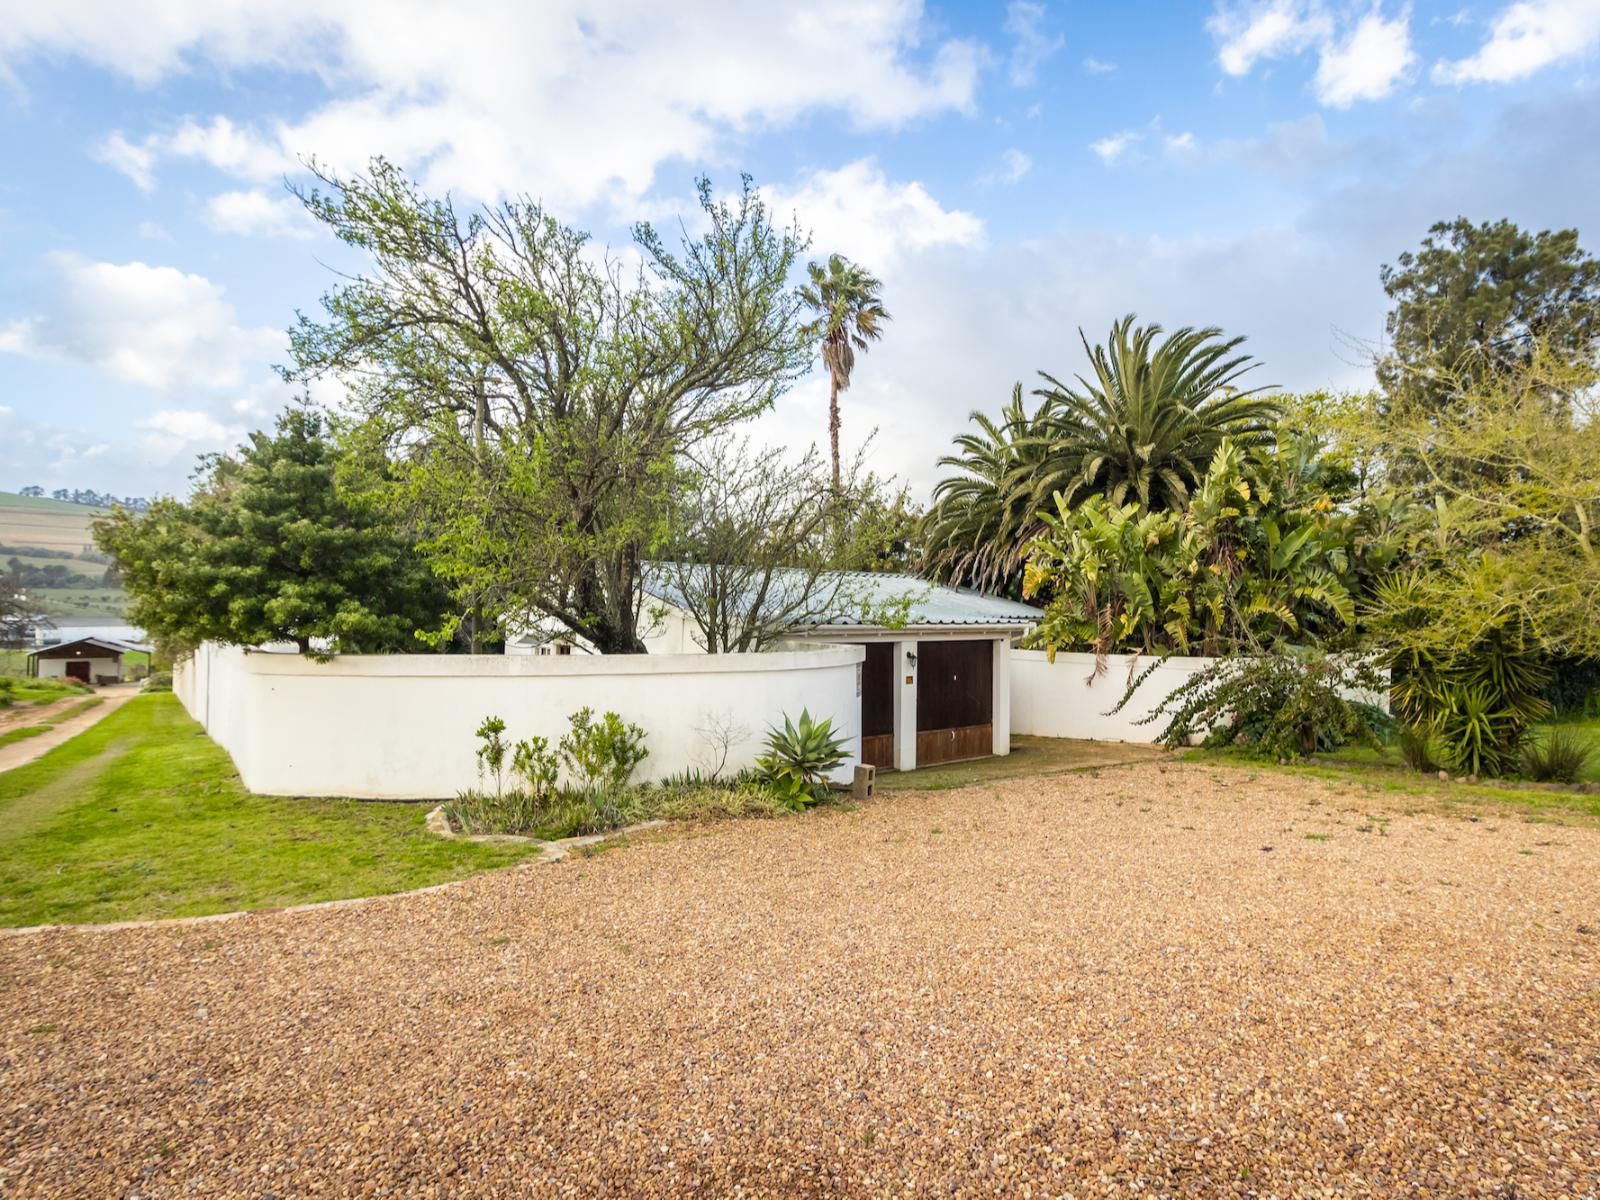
[559, 707, 649, 797]
[1142, 650, 1393, 759]
[0, 677, 13, 708]
[142, 670, 173, 693]
[1375, 572, 1550, 778]
[444, 788, 618, 839]
[473, 715, 510, 794]
[629, 780, 787, 822]
[1520, 727, 1595, 784]
[1398, 724, 1440, 774]
[756, 709, 848, 809]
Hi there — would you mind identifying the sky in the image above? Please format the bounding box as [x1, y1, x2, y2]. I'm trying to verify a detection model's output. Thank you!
[1, 0, 1598, 502]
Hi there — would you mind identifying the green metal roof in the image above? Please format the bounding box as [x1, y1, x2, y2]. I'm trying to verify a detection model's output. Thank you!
[642, 564, 1041, 630]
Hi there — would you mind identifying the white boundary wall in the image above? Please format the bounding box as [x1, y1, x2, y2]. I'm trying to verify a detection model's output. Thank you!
[1010, 650, 1389, 743]
[176, 643, 864, 799]
[1010, 650, 1213, 742]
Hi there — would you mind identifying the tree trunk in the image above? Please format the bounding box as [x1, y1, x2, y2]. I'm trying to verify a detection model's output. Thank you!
[828, 373, 841, 492]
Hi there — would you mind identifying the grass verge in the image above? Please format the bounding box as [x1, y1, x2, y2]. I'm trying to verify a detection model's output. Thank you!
[1183, 744, 1600, 825]
[1, 674, 95, 706]
[0, 693, 541, 927]
[0, 697, 104, 749]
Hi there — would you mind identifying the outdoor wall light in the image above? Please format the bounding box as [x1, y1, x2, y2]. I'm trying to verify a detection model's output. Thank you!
[905, 651, 918, 667]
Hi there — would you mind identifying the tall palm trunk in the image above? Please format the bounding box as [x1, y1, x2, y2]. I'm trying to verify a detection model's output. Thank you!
[828, 372, 842, 492]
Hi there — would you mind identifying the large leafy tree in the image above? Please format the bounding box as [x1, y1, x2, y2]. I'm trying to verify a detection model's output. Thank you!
[285, 160, 812, 653]
[1379, 217, 1600, 405]
[800, 254, 890, 490]
[94, 409, 449, 656]
[1316, 344, 1600, 775]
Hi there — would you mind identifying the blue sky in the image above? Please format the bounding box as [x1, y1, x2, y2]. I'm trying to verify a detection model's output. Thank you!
[2, 0, 1598, 499]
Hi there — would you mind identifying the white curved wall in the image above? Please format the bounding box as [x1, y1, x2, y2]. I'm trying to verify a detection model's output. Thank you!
[176, 643, 864, 799]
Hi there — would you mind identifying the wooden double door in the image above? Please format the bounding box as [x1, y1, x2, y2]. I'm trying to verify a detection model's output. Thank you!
[857, 639, 994, 770]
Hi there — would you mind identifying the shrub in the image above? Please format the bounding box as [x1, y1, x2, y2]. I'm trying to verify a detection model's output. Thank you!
[0, 677, 13, 708]
[142, 670, 173, 693]
[444, 789, 620, 840]
[1375, 572, 1550, 778]
[1142, 650, 1393, 759]
[559, 707, 649, 797]
[511, 735, 559, 801]
[628, 781, 787, 822]
[474, 716, 510, 796]
[756, 709, 848, 809]
[1521, 727, 1595, 784]
[1398, 724, 1439, 774]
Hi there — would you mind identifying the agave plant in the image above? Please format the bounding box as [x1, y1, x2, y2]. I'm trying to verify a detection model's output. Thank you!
[756, 709, 849, 810]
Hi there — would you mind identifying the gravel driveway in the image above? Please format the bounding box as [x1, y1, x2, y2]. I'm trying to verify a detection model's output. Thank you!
[3, 763, 1597, 1197]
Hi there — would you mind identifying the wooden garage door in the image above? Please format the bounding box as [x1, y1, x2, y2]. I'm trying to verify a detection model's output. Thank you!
[915, 640, 993, 766]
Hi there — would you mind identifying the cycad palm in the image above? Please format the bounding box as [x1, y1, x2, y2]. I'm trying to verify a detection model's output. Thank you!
[1035, 314, 1279, 510]
[801, 254, 890, 490]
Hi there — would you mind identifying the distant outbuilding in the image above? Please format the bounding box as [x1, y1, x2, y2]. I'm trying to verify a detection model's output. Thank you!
[25, 636, 148, 684]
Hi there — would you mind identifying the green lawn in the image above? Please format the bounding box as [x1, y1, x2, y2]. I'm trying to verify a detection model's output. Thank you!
[0, 698, 103, 749]
[1185, 717, 1600, 824]
[0, 693, 541, 927]
[1, 673, 93, 705]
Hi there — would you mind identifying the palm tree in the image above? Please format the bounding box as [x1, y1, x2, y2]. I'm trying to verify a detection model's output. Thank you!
[801, 255, 890, 490]
[1033, 314, 1280, 510]
[921, 385, 1062, 594]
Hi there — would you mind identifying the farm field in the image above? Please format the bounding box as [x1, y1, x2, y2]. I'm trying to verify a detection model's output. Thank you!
[0, 491, 126, 618]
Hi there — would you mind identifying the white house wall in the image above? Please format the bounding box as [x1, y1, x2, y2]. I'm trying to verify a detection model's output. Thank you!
[175, 643, 864, 800]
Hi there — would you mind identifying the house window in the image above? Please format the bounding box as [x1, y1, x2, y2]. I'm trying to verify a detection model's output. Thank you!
[556, 643, 572, 656]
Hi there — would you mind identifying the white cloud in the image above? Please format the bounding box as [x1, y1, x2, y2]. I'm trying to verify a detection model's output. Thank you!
[1315, 9, 1416, 105]
[1083, 56, 1118, 74]
[205, 189, 317, 239]
[1165, 131, 1198, 156]
[6, 2, 984, 208]
[97, 116, 298, 189]
[1090, 130, 1141, 163]
[0, 253, 283, 392]
[1433, 0, 1600, 83]
[1004, 1, 1065, 85]
[981, 147, 1033, 185]
[92, 131, 156, 190]
[137, 408, 246, 453]
[1210, 2, 1414, 107]
[765, 159, 983, 267]
[1209, 0, 1331, 75]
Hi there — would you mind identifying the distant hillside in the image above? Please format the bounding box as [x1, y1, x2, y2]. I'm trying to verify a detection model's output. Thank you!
[0, 491, 127, 618]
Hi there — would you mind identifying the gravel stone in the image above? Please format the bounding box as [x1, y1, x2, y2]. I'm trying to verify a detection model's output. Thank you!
[2, 762, 1597, 1197]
